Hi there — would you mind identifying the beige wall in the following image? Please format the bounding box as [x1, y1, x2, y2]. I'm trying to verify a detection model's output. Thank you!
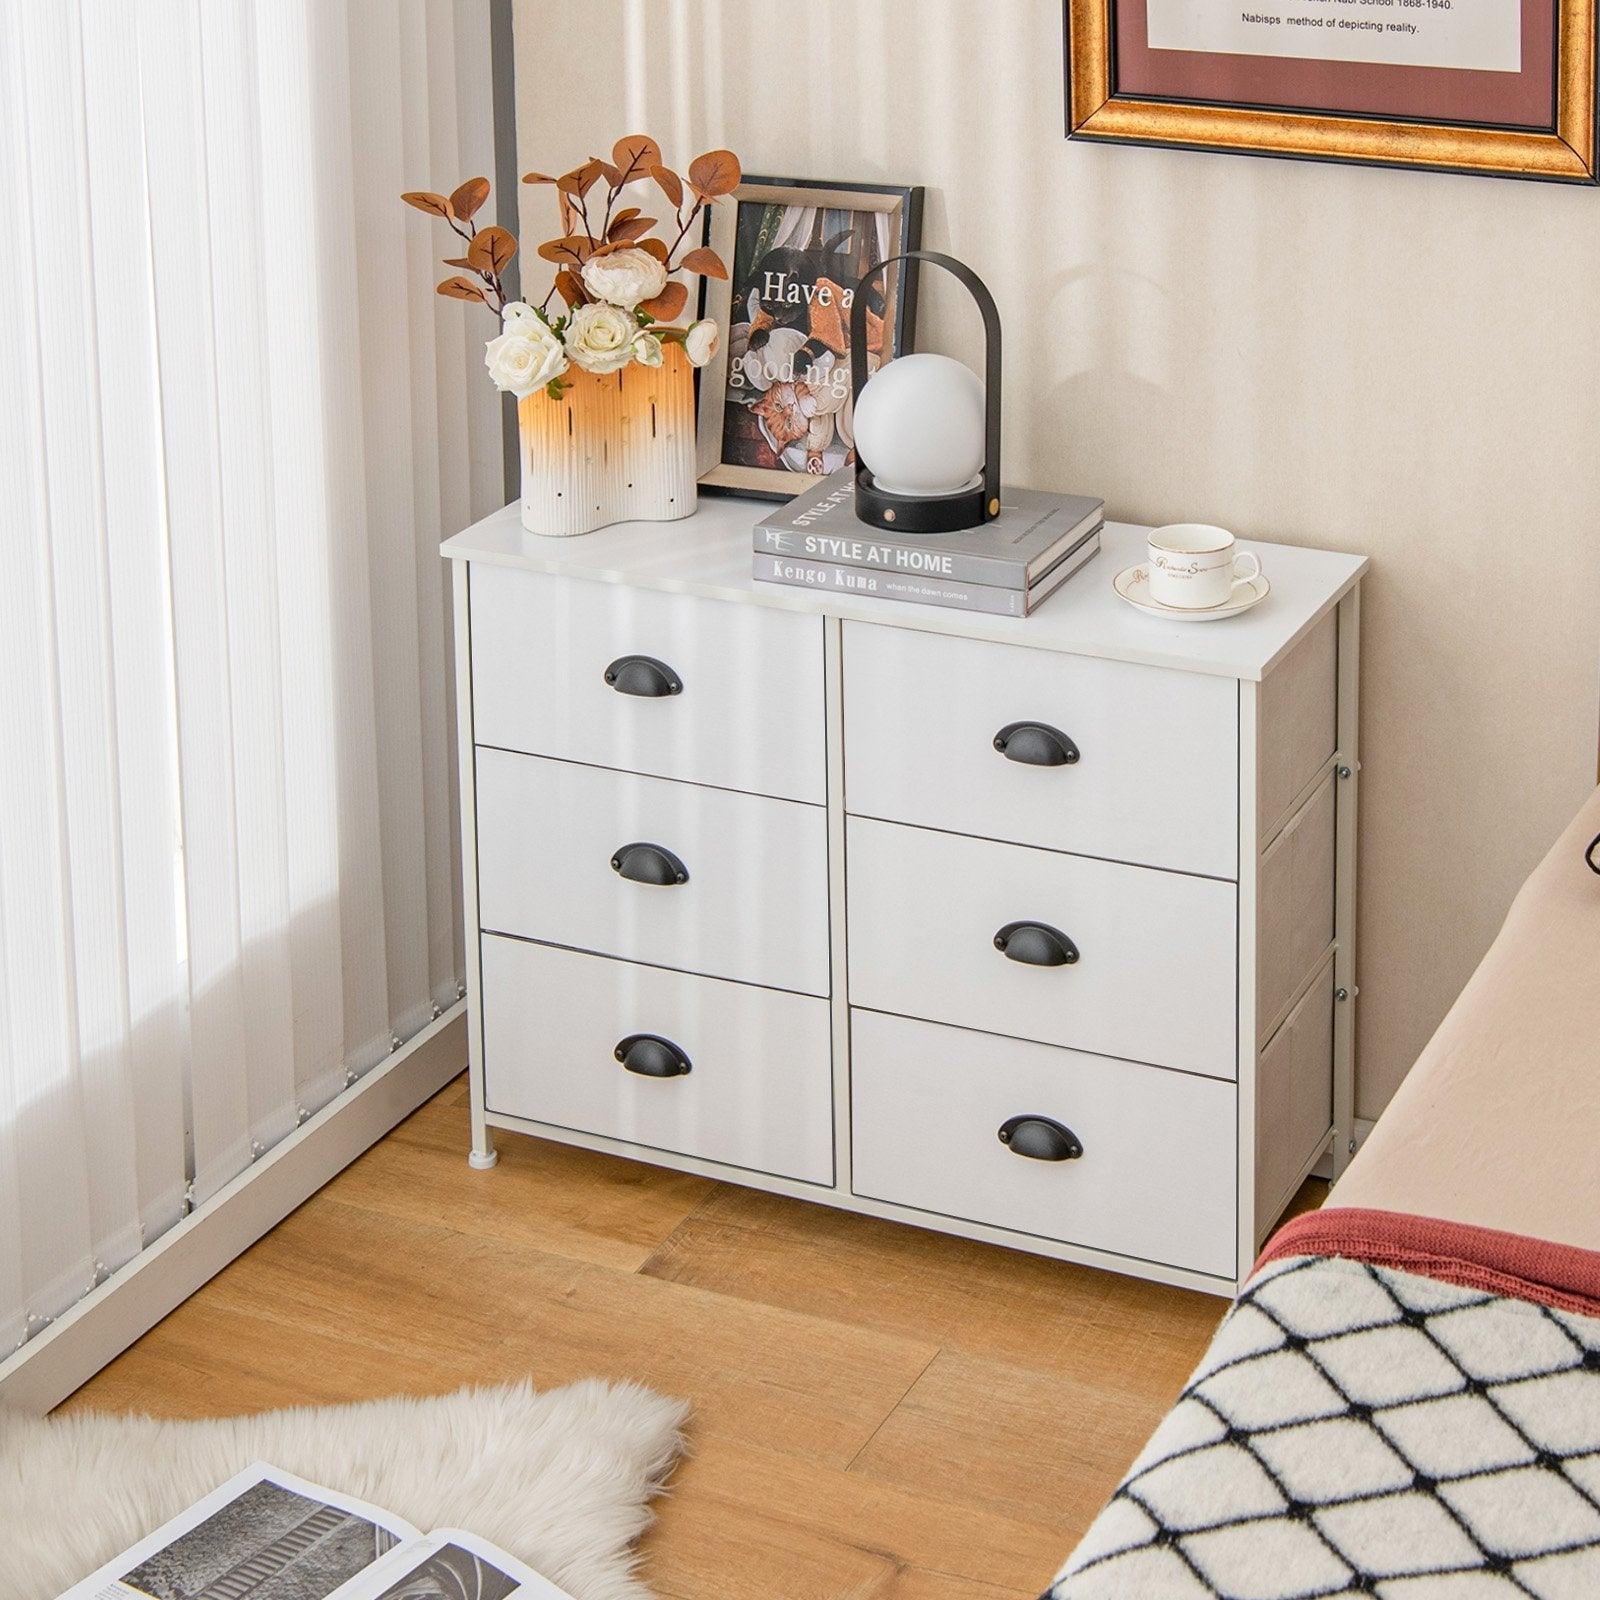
[514, 0, 1600, 1119]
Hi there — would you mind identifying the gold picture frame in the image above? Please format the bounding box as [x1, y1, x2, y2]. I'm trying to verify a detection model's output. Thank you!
[1063, 0, 1596, 180]
[695, 178, 923, 499]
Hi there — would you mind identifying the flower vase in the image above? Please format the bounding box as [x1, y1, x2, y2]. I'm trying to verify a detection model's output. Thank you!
[518, 340, 697, 538]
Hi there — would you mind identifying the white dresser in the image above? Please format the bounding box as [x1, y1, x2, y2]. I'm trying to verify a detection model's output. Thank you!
[443, 499, 1367, 1295]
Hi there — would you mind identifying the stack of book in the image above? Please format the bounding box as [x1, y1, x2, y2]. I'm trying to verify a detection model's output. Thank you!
[751, 467, 1104, 617]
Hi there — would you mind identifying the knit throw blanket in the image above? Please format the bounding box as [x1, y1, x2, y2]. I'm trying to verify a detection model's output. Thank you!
[1045, 1210, 1600, 1599]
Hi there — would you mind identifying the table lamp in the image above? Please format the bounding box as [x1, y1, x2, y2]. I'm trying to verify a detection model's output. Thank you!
[849, 251, 1001, 534]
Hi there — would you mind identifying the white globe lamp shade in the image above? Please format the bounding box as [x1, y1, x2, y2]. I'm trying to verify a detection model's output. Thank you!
[853, 353, 986, 498]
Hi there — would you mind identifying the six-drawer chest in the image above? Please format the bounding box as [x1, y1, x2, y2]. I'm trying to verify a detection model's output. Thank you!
[444, 499, 1367, 1295]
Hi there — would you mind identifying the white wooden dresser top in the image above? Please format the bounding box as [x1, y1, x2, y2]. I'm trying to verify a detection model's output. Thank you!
[443, 496, 1367, 682]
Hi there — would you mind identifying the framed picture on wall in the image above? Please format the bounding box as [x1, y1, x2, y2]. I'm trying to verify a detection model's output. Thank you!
[695, 177, 924, 498]
[1063, 0, 1598, 181]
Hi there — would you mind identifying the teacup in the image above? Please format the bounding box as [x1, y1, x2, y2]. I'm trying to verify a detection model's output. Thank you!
[1146, 524, 1262, 610]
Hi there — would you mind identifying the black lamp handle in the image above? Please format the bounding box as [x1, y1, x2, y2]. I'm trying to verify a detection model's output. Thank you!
[604, 655, 682, 697]
[614, 1034, 692, 1078]
[850, 250, 1002, 516]
[994, 921, 1080, 967]
[998, 1115, 1083, 1162]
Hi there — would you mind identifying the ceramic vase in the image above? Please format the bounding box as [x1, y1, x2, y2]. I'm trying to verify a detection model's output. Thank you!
[518, 341, 697, 537]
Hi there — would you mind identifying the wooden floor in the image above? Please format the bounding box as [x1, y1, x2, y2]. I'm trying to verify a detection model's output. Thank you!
[62, 1078, 1320, 1600]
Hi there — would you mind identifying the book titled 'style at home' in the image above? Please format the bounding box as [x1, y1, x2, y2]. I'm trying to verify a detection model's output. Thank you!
[754, 531, 1101, 617]
[753, 467, 1104, 589]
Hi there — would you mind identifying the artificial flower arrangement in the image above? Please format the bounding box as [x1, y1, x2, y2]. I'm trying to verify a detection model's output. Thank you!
[402, 134, 740, 402]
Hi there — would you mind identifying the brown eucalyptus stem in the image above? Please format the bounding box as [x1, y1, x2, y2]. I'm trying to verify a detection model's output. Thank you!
[664, 197, 705, 271]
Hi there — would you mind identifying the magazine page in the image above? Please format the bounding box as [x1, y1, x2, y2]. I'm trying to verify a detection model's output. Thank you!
[326, 1528, 573, 1600]
[55, 1461, 421, 1600]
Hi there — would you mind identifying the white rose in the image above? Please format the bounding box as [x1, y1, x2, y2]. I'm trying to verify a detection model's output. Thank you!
[484, 323, 567, 397]
[500, 301, 543, 332]
[631, 332, 664, 368]
[579, 247, 668, 310]
[564, 302, 639, 374]
[684, 319, 720, 368]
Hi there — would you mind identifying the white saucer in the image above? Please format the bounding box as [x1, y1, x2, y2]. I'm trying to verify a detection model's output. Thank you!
[1112, 564, 1271, 622]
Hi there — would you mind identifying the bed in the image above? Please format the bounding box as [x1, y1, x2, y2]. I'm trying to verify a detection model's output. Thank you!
[1045, 786, 1600, 1599]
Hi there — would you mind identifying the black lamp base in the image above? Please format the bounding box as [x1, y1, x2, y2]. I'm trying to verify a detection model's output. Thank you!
[853, 468, 999, 535]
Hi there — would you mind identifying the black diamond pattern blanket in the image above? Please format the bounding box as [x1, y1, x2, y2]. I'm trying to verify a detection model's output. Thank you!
[1045, 1247, 1600, 1598]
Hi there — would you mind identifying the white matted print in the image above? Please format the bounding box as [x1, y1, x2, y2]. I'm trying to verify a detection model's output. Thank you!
[1144, 0, 1520, 71]
[696, 179, 921, 499]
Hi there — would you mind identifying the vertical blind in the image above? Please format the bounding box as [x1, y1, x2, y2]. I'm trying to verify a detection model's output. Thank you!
[0, 0, 499, 1357]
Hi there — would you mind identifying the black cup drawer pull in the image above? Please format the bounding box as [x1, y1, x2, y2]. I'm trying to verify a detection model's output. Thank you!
[604, 654, 682, 697]
[998, 1115, 1084, 1162]
[614, 1033, 692, 1078]
[993, 721, 1079, 767]
[610, 842, 689, 886]
[994, 920, 1079, 966]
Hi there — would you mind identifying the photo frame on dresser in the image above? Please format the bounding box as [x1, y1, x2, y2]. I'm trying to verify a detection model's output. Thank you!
[695, 177, 923, 498]
[1062, 0, 1599, 181]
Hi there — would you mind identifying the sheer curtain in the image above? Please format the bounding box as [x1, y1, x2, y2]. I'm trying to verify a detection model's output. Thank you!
[0, 0, 498, 1357]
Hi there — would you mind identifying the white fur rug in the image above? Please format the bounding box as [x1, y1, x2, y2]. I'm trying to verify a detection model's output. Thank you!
[0, 1378, 688, 1600]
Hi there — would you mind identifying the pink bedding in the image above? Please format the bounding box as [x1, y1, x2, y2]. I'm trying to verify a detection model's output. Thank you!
[1327, 785, 1600, 1252]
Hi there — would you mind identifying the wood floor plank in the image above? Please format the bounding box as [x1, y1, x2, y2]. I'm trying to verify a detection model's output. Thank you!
[847, 1347, 1178, 1541]
[877, 1572, 1037, 1600]
[72, 1192, 937, 1473]
[55, 1297, 488, 1418]
[644, 1186, 1224, 1386]
[324, 1092, 716, 1272]
[640, 1434, 1065, 1600]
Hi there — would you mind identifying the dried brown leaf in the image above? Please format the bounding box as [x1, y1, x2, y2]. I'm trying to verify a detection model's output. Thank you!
[677, 246, 728, 279]
[521, 170, 558, 185]
[639, 281, 688, 322]
[537, 234, 596, 266]
[401, 190, 454, 219]
[557, 157, 606, 198]
[448, 176, 491, 221]
[468, 225, 518, 275]
[554, 269, 585, 307]
[649, 164, 684, 208]
[687, 150, 740, 198]
[441, 256, 474, 269]
[607, 215, 658, 243]
[637, 237, 670, 265]
[612, 134, 662, 180]
[436, 276, 486, 301]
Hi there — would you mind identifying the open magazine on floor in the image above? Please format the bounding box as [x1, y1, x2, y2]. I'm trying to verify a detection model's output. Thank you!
[56, 1461, 572, 1600]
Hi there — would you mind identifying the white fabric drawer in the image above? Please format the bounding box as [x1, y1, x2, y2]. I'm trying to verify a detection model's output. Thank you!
[481, 935, 834, 1184]
[475, 748, 830, 996]
[851, 1010, 1237, 1279]
[847, 817, 1238, 1079]
[470, 563, 826, 803]
[1257, 772, 1336, 1038]
[843, 623, 1238, 878]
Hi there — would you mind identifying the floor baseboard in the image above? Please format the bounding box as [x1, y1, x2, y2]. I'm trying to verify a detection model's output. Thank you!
[0, 1006, 466, 1416]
